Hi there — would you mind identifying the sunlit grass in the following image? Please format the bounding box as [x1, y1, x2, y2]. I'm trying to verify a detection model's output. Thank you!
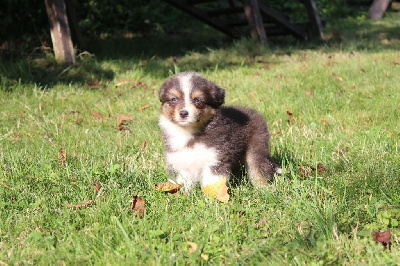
[1, 14, 400, 264]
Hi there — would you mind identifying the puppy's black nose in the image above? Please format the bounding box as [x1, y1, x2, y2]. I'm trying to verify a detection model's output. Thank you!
[179, 110, 189, 118]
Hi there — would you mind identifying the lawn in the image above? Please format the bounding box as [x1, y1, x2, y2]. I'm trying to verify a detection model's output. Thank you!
[1, 13, 400, 264]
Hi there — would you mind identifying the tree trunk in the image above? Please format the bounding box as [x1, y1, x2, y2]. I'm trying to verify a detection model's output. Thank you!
[368, 0, 391, 19]
[45, 0, 75, 64]
[243, 0, 268, 47]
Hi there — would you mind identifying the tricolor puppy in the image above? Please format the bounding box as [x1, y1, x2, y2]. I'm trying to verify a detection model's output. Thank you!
[159, 71, 281, 191]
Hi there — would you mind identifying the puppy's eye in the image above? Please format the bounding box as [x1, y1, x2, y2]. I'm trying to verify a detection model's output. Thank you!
[171, 98, 178, 103]
[193, 98, 201, 104]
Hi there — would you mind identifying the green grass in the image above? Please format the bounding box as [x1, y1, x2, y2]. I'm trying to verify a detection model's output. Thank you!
[1, 14, 400, 264]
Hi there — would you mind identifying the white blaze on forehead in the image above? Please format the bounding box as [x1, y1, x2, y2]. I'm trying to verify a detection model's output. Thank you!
[179, 74, 195, 118]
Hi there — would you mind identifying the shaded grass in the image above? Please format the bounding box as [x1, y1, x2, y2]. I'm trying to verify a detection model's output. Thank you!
[1, 14, 400, 264]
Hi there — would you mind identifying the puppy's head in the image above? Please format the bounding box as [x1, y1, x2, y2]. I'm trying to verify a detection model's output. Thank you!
[159, 72, 225, 128]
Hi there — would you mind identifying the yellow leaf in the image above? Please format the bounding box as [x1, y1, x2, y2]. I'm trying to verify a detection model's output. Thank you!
[202, 177, 229, 203]
[201, 253, 209, 261]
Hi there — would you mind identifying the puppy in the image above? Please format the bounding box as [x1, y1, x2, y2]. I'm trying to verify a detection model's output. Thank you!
[158, 71, 281, 191]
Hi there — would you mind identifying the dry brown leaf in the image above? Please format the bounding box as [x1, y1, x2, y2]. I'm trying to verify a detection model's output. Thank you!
[305, 90, 313, 96]
[286, 106, 294, 124]
[11, 135, 20, 141]
[85, 80, 101, 89]
[130, 81, 148, 90]
[321, 118, 329, 126]
[66, 200, 95, 209]
[202, 177, 229, 203]
[94, 183, 101, 193]
[138, 104, 152, 111]
[154, 182, 182, 194]
[91, 112, 102, 118]
[115, 80, 131, 87]
[141, 140, 148, 149]
[117, 120, 130, 131]
[298, 165, 313, 177]
[373, 228, 391, 250]
[300, 65, 308, 71]
[113, 114, 133, 121]
[299, 163, 327, 177]
[316, 163, 327, 174]
[58, 147, 66, 165]
[256, 217, 267, 229]
[335, 146, 349, 156]
[187, 241, 198, 254]
[393, 61, 399, 66]
[131, 195, 145, 218]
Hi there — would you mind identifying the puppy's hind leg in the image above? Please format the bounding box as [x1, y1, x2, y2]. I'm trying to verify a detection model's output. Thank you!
[246, 150, 276, 187]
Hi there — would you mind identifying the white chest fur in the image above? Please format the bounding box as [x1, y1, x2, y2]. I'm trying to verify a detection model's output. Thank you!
[159, 114, 221, 188]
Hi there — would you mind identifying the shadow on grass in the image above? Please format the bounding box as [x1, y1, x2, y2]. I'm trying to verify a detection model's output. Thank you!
[1, 13, 399, 91]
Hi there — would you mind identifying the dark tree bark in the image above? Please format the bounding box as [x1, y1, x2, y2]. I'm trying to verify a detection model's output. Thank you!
[243, 0, 268, 47]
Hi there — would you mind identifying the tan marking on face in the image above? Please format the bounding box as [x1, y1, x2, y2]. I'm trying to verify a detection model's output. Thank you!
[170, 88, 182, 99]
[191, 90, 204, 101]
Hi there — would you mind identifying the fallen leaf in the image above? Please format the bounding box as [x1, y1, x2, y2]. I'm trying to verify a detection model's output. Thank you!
[187, 241, 198, 254]
[321, 118, 329, 126]
[58, 147, 66, 165]
[305, 90, 313, 96]
[316, 163, 327, 174]
[141, 140, 148, 149]
[91, 112, 102, 118]
[76, 117, 83, 125]
[298, 163, 327, 177]
[131, 194, 145, 218]
[115, 80, 131, 87]
[286, 106, 294, 124]
[154, 182, 182, 194]
[117, 118, 131, 131]
[202, 177, 230, 203]
[130, 81, 148, 90]
[373, 228, 391, 250]
[335, 146, 349, 156]
[113, 114, 133, 121]
[331, 73, 343, 81]
[201, 253, 209, 261]
[138, 104, 151, 111]
[300, 65, 308, 71]
[256, 217, 267, 229]
[94, 183, 101, 193]
[85, 80, 101, 89]
[298, 165, 313, 177]
[11, 135, 20, 141]
[393, 61, 399, 66]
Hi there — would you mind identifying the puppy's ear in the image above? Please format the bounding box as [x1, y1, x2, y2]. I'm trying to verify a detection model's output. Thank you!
[209, 83, 225, 108]
[159, 82, 168, 103]
[159, 77, 176, 103]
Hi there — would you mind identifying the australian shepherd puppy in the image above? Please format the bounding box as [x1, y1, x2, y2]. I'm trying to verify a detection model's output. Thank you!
[159, 71, 281, 191]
